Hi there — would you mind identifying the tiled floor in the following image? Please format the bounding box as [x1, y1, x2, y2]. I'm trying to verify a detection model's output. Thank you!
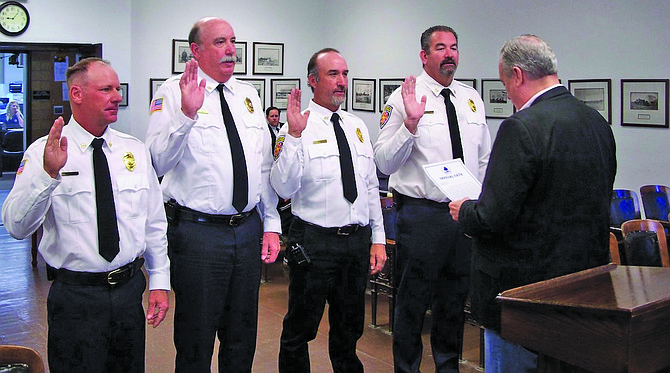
[0, 177, 484, 372]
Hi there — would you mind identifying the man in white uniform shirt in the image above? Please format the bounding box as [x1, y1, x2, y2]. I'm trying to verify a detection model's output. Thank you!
[145, 17, 281, 372]
[2, 57, 170, 372]
[271, 48, 386, 373]
[374, 25, 491, 372]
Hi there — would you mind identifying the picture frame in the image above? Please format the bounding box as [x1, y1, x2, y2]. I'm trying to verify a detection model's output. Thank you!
[149, 78, 167, 101]
[379, 78, 403, 112]
[481, 79, 514, 119]
[238, 78, 265, 109]
[253, 42, 284, 75]
[621, 79, 669, 128]
[172, 39, 193, 74]
[568, 79, 612, 124]
[352, 78, 375, 112]
[271, 78, 300, 109]
[234, 41, 247, 75]
[341, 89, 348, 111]
[119, 83, 129, 107]
[457, 78, 477, 91]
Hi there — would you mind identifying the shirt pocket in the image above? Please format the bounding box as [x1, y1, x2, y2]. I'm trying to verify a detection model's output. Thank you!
[353, 140, 374, 178]
[191, 119, 222, 154]
[463, 109, 487, 147]
[115, 174, 150, 218]
[239, 113, 265, 158]
[51, 180, 95, 224]
[417, 119, 448, 148]
[306, 142, 340, 181]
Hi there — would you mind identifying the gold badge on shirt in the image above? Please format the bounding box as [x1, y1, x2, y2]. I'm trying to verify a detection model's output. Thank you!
[123, 152, 136, 172]
[244, 97, 254, 113]
[468, 99, 477, 113]
[356, 128, 364, 143]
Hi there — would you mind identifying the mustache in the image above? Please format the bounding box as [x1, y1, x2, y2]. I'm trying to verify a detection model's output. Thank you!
[441, 58, 456, 66]
[219, 55, 236, 63]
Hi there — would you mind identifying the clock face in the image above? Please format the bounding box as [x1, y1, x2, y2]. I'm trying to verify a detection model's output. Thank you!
[0, 1, 30, 36]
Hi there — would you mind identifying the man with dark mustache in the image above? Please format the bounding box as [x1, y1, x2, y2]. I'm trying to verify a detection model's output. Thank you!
[271, 48, 386, 373]
[145, 17, 281, 372]
[374, 25, 491, 372]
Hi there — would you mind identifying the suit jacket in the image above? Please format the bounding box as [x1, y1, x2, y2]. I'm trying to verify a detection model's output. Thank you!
[459, 86, 617, 331]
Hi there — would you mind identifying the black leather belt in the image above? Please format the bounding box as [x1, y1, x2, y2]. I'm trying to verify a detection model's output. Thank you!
[47, 257, 144, 286]
[393, 191, 450, 209]
[165, 200, 253, 227]
[295, 217, 363, 236]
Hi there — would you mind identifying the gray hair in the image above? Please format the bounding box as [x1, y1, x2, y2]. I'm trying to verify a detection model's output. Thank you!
[306, 47, 340, 92]
[499, 34, 558, 80]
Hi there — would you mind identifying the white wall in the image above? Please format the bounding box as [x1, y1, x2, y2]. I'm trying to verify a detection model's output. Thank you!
[2, 0, 669, 191]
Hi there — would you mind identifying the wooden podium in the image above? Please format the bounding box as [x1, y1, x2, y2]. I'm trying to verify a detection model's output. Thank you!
[498, 265, 670, 373]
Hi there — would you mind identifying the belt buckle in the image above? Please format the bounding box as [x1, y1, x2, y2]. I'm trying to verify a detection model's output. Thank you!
[229, 213, 244, 226]
[336, 226, 351, 236]
[107, 266, 127, 285]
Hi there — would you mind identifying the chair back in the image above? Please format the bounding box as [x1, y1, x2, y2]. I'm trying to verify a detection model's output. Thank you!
[2, 130, 23, 153]
[621, 219, 670, 267]
[0, 345, 45, 373]
[609, 232, 621, 265]
[639, 185, 670, 221]
[609, 189, 641, 228]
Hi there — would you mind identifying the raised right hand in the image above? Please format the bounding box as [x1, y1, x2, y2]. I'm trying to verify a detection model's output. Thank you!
[401, 75, 427, 134]
[179, 59, 206, 119]
[43, 116, 68, 179]
[286, 88, 309, 138]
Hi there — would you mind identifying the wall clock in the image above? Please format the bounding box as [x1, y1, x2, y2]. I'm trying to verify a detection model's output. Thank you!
[0, 1, 30, 36]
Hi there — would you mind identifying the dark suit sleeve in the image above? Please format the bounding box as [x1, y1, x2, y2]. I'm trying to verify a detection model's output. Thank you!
[459, 116, 537, 237]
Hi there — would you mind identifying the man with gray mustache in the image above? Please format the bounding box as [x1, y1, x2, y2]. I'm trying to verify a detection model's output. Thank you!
[145, 17, 281, 372]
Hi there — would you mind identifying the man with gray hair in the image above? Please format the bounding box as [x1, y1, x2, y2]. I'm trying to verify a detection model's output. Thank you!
[449, 34, 616, 371]
[145, 17, 281, 372]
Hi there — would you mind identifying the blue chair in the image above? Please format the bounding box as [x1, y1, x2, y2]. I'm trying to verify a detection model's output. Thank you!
[610, 189, 641, 228]
[639, 185, 670, 222]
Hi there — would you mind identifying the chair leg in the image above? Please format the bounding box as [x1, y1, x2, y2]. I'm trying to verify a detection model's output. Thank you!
[370, 282, 378, 327]
[478, 326, 485, 371]
[388, 295, 394, 334]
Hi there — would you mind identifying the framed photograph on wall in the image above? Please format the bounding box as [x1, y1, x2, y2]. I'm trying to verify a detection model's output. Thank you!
[271, 78, 300, 109]
[238, 78, 265, 109]
[253, 42, 284, 75]
[457, 78, 477, 91]
[149, 78, 167, 101]
[172, 39, 193, 74]
[621, 79, 669, 128]
[481, 79, 514, 119]
[352, 78, 375, 112]
[568, 79, 612, 124]
[341, 89, 348, 111]
[234, 41, 247, 75]
[379, 79, 403, 112]
[119, 83, 129, 107]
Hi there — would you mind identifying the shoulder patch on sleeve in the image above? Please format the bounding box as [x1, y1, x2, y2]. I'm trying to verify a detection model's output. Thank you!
[273, 136, 285, 160]
[149, 97, 164, 114]
[380, 105, 393, 128]
[16, 158, 27, 175]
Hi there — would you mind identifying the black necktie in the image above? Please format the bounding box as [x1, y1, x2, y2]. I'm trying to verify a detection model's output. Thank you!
[217, 84, 249, 213]
[331, 113, 357, 203]
[91, 138, 120, 262]
[441, 88, 463, 161]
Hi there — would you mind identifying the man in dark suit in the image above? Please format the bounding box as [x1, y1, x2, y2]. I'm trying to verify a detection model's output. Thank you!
[449, 34, 617, 372]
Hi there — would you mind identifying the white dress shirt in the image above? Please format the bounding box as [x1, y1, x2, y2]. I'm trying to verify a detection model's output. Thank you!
[145, 71, 280, 233]
[270, 100, 385, 245]
[1, 118, 170, 290]
[374, 71, 491, 202]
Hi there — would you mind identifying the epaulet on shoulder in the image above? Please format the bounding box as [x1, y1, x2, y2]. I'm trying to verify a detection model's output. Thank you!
[235, 78, 254, 89]
[454, 80, 476, 92]
[110, 128, 143, 144]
